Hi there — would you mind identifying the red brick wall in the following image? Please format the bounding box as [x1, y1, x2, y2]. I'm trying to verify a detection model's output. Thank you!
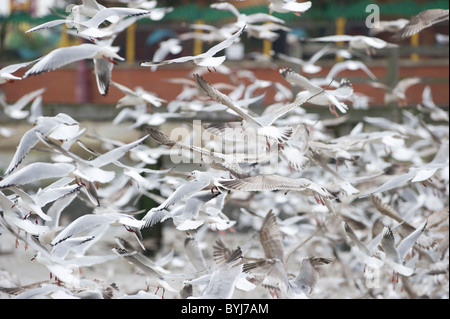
[1, 63, 448, 107]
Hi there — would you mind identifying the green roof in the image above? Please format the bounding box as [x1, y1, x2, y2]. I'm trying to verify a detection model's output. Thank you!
[1, 0, 448, 24]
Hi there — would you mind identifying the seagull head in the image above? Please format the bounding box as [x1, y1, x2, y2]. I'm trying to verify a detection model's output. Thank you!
[187, 170, 201, 179]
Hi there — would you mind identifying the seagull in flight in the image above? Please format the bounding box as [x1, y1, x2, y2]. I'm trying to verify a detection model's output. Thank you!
[140, 25, 246, 72]
[280, 68, 353, 117]
[391, 9, 449, 40]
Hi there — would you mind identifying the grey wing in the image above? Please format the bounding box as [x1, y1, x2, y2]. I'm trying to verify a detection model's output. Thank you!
[0, 58, 41, 73]
[244, 258, 289, 292]
[94, 58, 114, 96]
[51, 236, 95, 259]
[392, 9, 449, 39]
[343, 221, 371, 255]
[84, 7, 150, 28]
[50, 214, 113, 246]
[259, 211, 284, 261]
[184, 237, 208, 271]
[194, 74, 258, 125]
[157, 179, 210, 210]
[290, 258, 319, 295]
[204, 122, 245, 139]
[24, 44, 100, 77]
[396, 222, 427, 262]
[200, 263, 242, 298]
[222, 174, 307, 192]
[140, 54, 196, 67]
[112, 247, 163, 279]
[203, 25, 245, 57]
[0, 163, 74, 189]
[360, 170, 416, 197]
[183, 191, 220, 218]
[89, 134, 149, 168]
[25, 19, 68, 33]
[213, 238, 233, 264]
[3, 126, 51, 175]
[380, 227, 401, 263]
[279, 68, 322, 93]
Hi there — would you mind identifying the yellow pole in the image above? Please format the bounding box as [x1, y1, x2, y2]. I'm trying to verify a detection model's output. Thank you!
[126, 22, 136, 64]
[263, 22, 273, 57]
[410, 33, 419, 61]
[194, 19, 204, 56]
[59, 24, 70, 48]
[335, 17, 346, 61]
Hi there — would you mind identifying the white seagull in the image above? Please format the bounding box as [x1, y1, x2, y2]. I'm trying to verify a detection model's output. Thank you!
[195, 74, 307, 146]
[23, 42, 124, 96]
[189, 246, 243, 299]
[0, 59, 41, 84]
[219, 174, 335, 211]
[141, 170, 220, 228]
[26, 6, 151, 34]
[280, 68, 353, 117]
[308, 34, 398, 55]
[391, 9, 449, 40]
[268, 0, 312, 16]
[140, 25, 246, 71]
[111, 81, 166, 109]
[3, 113, 80, 176]
[0, 88, 46, 120]
[380, 222, 427, 281]
[36, 131, 149, 185]
[277, 45, 353, 74]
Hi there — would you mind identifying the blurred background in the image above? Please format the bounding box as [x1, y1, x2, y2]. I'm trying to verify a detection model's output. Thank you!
[0, 0, 448, 113]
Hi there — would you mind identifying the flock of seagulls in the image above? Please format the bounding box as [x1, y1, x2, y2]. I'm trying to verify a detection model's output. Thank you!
[0, 0, 448, 299]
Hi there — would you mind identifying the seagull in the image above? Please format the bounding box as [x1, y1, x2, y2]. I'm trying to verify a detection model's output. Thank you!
[241, 211, 332, 297]
[369, 77, 422, 106]
[0, 190, 51, 238]
[287, 257, 334, 296]
[417, 85, 449, 122]
[280, 68, 353, 117]
[6, 183, 79, 224]
[140, 25, 246, 71]
[342, 221, 384, 271]
[0, 163, 75, 190]
[0, 59, 41, 84]
[111, 81, 166, 109]
[308, 34, 398, 56]
[220, 174, 335, 211]
[391, 9, 449, 40]
[112, 247, 178, 298]
[325, 60, 377, 82]
[211, 2, 286, 27]
[195, 74, 307, 147]
[25, 6, 151, 34]
[2, 113, 80, 176]
[23, 42, 124, 96]
[267, 0, 312, 16]
[189, 246, 243, 299]
[141, 170, 221, 228]
[277, 45, 353, 74]
[36, 131, 149, 185]
[0, 88, 46, 120]
[51, 213, 145, 250]
[149, 38, 183, 72]
[380, 222, 427, 282]
[143, 190, 220, 229]
[368, 19, 410, 36]
[146, 127, 275, 179]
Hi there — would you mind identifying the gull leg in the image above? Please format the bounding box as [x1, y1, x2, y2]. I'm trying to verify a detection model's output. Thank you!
[103, 56, 118, 65]
[328, 103, 339, 117]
